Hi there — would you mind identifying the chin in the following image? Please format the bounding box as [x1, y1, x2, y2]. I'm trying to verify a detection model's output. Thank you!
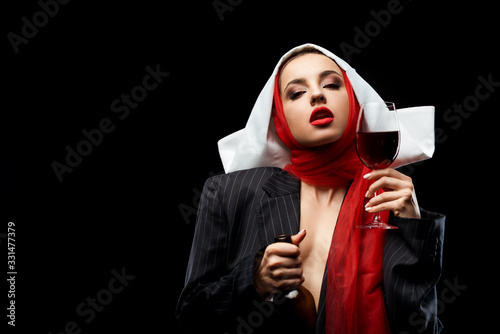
[301, 132, 343, 148]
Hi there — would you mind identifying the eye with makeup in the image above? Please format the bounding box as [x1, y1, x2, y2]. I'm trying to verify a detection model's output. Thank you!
[322, 76, 343, 90]
[288, 88, 306, 100]
[323, 83, 340, 89]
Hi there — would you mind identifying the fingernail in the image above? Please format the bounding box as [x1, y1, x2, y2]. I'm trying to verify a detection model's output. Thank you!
[365, 206, 372, 212]
[365, 190, 370, 197]
[363, 173, 371, 179]
[299, 228, 306, 234]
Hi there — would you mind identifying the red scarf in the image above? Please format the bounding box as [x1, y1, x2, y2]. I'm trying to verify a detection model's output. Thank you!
[272, 69, 391, 333]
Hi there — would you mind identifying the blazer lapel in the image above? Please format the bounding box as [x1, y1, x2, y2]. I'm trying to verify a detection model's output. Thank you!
[257, 171, 301, 247]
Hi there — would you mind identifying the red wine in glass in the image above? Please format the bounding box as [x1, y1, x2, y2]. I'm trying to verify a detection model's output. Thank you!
[355, 131, 399, 170]
[355, 102, 400, 229]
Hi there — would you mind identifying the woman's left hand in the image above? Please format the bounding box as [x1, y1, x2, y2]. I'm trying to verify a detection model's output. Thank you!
[363, 168, 421, 219]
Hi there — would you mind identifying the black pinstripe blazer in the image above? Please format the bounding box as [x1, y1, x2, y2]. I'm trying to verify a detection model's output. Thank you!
[176, 167, 445, 334]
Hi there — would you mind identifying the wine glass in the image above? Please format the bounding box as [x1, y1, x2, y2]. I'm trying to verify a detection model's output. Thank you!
[355, 101, 400, 229]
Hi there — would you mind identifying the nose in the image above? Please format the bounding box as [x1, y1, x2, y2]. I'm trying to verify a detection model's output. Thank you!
[310, 92, 326, 106]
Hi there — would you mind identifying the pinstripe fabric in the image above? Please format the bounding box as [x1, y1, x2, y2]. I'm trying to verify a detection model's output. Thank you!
[176, 167, 445, 334]
[383, 213, 445, 333]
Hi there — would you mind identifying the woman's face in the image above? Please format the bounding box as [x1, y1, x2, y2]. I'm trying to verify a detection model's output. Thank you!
[280, 53, 350, 148]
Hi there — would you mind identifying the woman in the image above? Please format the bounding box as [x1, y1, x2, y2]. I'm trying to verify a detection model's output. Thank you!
[176, 44, 445, 334]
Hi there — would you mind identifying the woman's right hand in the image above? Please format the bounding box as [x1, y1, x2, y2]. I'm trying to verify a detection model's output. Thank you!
[254, 229, 307, 299]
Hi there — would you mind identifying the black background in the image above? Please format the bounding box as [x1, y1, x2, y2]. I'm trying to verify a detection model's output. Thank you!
[3, 0, 498, 333]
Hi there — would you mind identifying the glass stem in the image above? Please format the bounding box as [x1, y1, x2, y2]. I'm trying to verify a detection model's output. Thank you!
[372, 190, 383, 223]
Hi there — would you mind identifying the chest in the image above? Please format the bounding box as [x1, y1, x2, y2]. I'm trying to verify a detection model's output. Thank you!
[299, 201, 341, 271]
[298, 195, 344, 309]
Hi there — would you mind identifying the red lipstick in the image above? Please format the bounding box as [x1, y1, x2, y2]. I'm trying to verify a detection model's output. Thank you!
[309, 106, 334, 126]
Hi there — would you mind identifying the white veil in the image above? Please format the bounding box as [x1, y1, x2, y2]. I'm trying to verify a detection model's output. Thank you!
[218, 43, 435, 173]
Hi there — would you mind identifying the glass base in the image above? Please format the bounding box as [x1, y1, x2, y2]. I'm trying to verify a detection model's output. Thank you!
[356, 222, 398, 229]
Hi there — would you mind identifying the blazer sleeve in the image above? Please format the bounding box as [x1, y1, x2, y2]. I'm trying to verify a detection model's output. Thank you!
[383, 208, 446, 334]
[176, 176, 262, 333]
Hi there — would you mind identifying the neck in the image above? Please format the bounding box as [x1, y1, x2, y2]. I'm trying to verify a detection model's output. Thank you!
[300, 181, 349, 207]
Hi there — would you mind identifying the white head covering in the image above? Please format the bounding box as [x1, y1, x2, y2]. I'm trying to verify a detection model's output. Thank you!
[218, 43, 435, 173]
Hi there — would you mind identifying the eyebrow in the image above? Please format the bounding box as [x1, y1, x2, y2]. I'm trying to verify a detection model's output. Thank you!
[282, 70, 342, 93]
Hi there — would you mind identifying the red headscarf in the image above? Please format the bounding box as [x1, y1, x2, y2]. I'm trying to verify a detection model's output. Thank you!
[273, 67, 391, 333]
